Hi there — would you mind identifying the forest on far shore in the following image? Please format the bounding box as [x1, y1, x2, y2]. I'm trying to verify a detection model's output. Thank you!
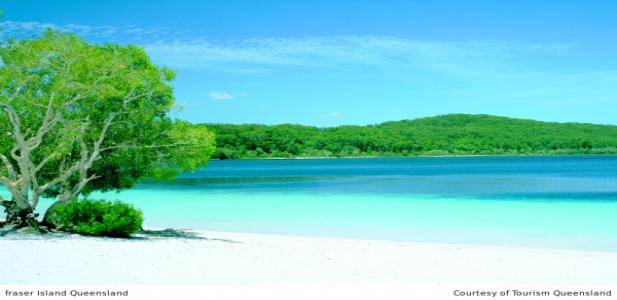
[204, 114, 617, 159]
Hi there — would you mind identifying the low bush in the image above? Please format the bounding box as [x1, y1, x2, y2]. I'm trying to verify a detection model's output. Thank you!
[44, 199, 143, 237]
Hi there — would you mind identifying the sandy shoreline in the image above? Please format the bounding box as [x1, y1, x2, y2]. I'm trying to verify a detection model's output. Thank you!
[2, 230, 617, 285]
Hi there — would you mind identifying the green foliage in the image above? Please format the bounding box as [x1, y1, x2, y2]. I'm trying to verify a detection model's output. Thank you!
[206, 114, 617, 159]
[148, 120, 216, 181]
[0, 30, 215, 200]
[45, 199, 143, 237]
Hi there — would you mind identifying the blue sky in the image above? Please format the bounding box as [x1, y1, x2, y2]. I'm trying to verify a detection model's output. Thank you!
[2, 0, 617, 126]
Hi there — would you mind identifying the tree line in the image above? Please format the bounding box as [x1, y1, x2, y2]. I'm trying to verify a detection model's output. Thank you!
[205, 114, 617, 159]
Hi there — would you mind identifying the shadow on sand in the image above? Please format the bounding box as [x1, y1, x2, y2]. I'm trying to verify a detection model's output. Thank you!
[0, 226, 238, 243]
[136, 228, 238, 243]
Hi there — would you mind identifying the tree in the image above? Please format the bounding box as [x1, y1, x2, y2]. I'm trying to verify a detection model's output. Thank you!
[0, 31, 215, 229]
[205, 114, 617, 159]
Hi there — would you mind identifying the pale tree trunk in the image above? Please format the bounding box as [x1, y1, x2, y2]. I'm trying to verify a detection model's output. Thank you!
[0, 86, 142, 231]
[0, 88, 95, 230]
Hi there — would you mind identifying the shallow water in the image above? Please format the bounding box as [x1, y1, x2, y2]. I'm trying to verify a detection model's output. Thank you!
[33, 155, 617, 251]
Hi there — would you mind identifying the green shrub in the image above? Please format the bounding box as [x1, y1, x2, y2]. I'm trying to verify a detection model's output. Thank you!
[44, 199, 143, 237]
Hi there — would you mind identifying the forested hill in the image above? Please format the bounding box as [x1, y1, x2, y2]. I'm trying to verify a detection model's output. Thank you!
[203, 114, 617, 159]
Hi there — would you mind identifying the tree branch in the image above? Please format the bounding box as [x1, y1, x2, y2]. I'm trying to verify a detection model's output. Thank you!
[0, 153, 16, 180]
[27, 92, 61, 150]
[99, 141, 193, 152]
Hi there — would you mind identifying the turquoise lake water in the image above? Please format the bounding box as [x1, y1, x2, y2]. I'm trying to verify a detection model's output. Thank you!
[31, 155, 617, 251]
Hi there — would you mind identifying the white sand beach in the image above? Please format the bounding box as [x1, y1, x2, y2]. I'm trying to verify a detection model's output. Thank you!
[2, 230, 617, 285]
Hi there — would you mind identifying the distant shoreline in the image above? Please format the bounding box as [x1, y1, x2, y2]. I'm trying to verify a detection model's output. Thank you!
[207, 114, 617, 161]
[210, 153, 617, 161]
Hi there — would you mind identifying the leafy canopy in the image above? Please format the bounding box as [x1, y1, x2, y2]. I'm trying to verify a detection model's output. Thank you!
[0, 30, 215, 203]
[206, 114, 617, 159]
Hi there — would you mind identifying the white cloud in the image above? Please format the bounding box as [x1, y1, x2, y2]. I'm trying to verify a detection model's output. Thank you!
[207, 90, 233, 100]
[6, 19, 614, 102]
[143, 36, 574, 73]
[0, 20, 170, 39]
[326, 112, 341, 118]
[1, 20, 577, 78]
